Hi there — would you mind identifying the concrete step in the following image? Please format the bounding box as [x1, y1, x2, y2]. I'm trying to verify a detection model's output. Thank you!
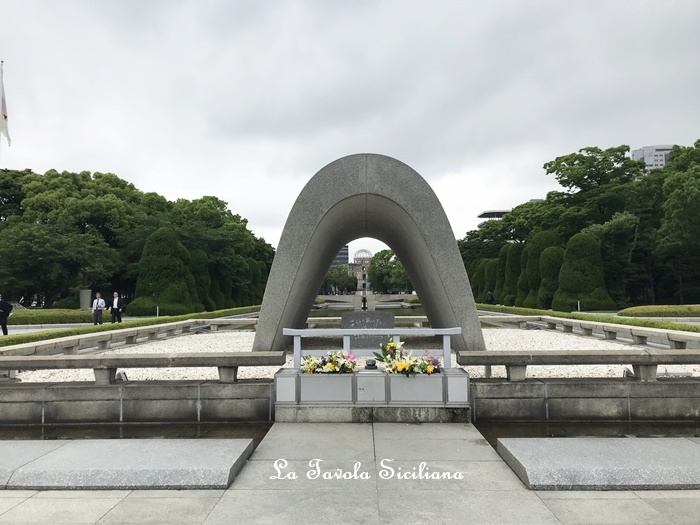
[498, 437, 700, 490]
[1, 439, 253, 490]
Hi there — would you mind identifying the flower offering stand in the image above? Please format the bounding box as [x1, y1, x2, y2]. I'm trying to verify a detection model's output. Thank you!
[274, 327, 470, 423]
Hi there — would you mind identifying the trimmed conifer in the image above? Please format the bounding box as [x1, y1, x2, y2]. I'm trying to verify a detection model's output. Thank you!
[552, 233, 616, 312]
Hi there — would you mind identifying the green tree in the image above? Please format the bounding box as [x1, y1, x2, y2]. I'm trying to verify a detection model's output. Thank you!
[543, 145, 644, 228]
[367, 250, 409, 293]
[582, 211, 639, 307]
[655, 165, 700, 303]
[367, 250, 394, 293]
[552, 233, 616, 312]
[458, 220, 508, 269]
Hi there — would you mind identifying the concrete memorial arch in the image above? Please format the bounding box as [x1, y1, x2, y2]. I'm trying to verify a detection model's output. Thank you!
[252, 153, 486, 353]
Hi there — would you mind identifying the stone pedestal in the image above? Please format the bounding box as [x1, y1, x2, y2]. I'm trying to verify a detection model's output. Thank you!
[341, 311, 395, 349]
[79, 288, 92, 310]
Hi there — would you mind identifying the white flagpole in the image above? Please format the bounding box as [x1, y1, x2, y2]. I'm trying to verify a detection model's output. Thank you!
[0, 60, 11, 149]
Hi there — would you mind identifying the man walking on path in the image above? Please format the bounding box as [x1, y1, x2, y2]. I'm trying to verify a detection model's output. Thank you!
[109, 292, 125, 323]
[0, 294, 13, 336]
[92, 292, 105, 325]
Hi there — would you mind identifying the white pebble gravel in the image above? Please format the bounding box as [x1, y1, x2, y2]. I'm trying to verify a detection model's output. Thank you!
[16, 329, 699, 383]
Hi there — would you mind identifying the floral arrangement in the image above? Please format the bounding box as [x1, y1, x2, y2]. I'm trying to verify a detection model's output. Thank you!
[374, 337, 441, 377]
[301, 351, 358, 374]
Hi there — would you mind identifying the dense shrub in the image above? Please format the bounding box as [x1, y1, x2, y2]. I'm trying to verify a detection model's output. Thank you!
[552, 233, 616, 312]
[471, 259, 487, 302]
[618, 304, 700, 317]
[467, 259, 480, 281]
[130, 227, 204, 316]
[190, 249, 215, 311]
[484, 259, 498, 301]
[7, 309, 93, 325]
[493, 244, 509, 304]
[537, 246, 565, 310]
[476, 303, 700, 333]
[52, 294, 81, 310]
[515, 246, 530, 307]
[524, 231, 561, 308]
[0, 305, 261, 347]
[502, 243, 524, 306]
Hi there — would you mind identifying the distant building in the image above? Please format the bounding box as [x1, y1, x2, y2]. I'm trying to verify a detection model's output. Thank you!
[332, 245, 349, 266]
[348, 249, 372, 290]
[477, 209, 510, 228]
[632, 145, 673, 170]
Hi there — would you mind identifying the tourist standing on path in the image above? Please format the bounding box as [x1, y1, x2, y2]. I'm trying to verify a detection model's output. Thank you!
[92, 292, 106, 325]
[0, 295, 13, 336]
[109, 292, 125, 323]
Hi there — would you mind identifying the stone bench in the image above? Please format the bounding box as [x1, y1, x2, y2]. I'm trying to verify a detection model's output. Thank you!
[456, 349, 700, 382]
[0, 351, 286, 385]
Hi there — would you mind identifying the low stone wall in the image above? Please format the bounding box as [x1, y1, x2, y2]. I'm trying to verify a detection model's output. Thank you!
[470, 378, 700, 422]
[3, 377, 699, 425]
[0, 379, 275, 424]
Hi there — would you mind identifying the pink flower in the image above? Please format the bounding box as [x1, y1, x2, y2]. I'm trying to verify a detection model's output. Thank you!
[345, 353, 357, 361]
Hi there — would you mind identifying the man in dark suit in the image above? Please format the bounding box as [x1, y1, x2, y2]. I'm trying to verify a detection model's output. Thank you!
[0, 294, 13, 336]
[109, 292, 125, 323]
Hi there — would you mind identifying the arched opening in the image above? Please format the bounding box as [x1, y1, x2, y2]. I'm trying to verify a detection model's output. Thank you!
[253, 153, 485, 353]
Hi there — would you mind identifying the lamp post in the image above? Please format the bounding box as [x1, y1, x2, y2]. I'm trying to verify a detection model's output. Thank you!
[361, 266, 367, 311]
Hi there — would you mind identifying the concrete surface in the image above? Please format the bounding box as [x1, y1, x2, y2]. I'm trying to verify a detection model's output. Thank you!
[1, 423, 700, 523]
[498, 437, 700, 490]
[253, 153, 486, 354]
[2, 439, 254, 490]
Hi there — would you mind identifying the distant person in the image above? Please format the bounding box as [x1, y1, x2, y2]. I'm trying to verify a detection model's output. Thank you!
[109, 292, 125, 323]
[486, 290, 494, 304]
[0, 294, 13, 336]
[92, 292, 106, 325]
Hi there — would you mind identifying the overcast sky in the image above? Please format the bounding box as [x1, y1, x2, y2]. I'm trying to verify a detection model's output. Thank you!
[1, 1, 699, 258]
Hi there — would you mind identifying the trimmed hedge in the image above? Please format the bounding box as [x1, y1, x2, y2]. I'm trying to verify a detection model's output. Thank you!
[618, 305, 700, 317]
[515, 246, 530, 307]
[493, 244, 509, 304]
[476, 304, 700, 333]
[7, 309, 93, 325]
[484, 259, 498, 301]
[131, 227, 204, 316]
[404, 296, 421, 304]
[502, 243, 524, 306]
[0, 306, 261, 348]
[537, 246, 565, 310]
[472, 259, 488, 302]
[524, 231, 561, 308]
[552, 233, 616, 312]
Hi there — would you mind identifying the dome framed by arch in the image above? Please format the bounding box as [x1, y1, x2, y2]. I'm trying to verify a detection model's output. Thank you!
[252, 153, 485, 353]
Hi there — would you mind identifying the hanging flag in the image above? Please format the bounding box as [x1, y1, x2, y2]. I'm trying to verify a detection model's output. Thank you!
[0, 61, 10, 148]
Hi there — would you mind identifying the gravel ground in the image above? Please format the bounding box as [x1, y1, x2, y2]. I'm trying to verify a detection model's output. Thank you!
[16, 329, 700, 383]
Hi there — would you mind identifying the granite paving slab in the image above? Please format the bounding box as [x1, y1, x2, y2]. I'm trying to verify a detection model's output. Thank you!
[0, 441, 70, 488]
[498, 437, 700, 490]
[3, 439, 253, 490]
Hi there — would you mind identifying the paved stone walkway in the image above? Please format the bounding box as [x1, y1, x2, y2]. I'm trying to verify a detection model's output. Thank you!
[1, 423, 700, 524]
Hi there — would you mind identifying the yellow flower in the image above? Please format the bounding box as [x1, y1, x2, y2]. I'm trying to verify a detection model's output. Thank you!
[426, 364, 434, 374]
[327, 363, 335, 371]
